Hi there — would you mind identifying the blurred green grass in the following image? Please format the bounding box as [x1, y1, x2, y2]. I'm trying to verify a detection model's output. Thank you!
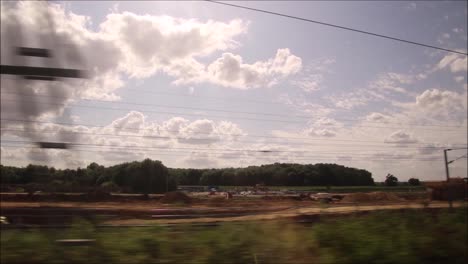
[1, 208, 466, 264]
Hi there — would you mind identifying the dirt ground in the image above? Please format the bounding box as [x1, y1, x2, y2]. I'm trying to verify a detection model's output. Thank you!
[2, 190, 462, 227]
[105, 201, 465, 225]
[0, 199, 316, 211]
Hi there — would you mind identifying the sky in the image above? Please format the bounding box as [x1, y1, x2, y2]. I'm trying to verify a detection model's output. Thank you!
[0, 1, 467, 182]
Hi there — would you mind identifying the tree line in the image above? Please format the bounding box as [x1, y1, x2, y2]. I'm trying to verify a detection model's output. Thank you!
[169, 163, 374, 187]
[0, 159, 174, 194]
[1, 160, 375, 193]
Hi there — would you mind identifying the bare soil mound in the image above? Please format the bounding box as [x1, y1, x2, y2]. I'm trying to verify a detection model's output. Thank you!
[160, 191, 192, 204]
[342, 192, 402, 203]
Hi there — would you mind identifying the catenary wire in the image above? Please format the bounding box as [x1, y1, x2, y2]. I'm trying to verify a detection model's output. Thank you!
[2, 98, 467, 131]
[206, 0, 468, 56]
[0, 144, 447, 162]
[2, 91, 466, 128]
[2, 140, 464, 156]
[2, 128, 467, 150]
[2, 120, 467, 147]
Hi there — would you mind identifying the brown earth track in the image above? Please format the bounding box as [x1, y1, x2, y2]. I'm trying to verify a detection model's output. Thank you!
[103, 202, 466, 225]
[1, 199, 464, 226]
[1, 190, 458, 227]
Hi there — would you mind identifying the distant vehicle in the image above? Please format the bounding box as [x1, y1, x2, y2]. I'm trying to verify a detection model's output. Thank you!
[310, 192, 333, 202]
[207, 186, 219, 192]
[310, 193, 345, 202]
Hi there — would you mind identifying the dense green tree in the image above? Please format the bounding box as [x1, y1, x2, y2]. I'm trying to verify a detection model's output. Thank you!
[408, 178, 420, 186]
[385, 174, 399, 186]
[170, 163, 375, 187]
[1, 161, 375, 192]
[0, 165, 19, 184]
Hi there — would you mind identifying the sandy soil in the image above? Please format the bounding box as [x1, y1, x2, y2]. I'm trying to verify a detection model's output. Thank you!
[2, 199, 463, 226]
[103, 201, 465, 225]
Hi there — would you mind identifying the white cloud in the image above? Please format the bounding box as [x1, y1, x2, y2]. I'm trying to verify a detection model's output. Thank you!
[417, 142, 447, 155]
[0, 0, 304, 135]
[290, 58, 334, 93]
[175, 48, 302, 89]
[277, 94, 334, 118]
[0, 0, 125, 131]
[326, 71, 423, 110]
[178, 119, 218, 143]
[161, 117, 190, 134]
[1, 1, 465, 181]
[338, 98, 368, 109]
[301, 118, 341, 138]
[1, 0, 302, 110]
[437, 54, 468, 73]
[1, 111, 249, 168]
[100, 11, 248, 78]
[314, 117, 340, 127]
[305, 128, 336, 137]
[329, 70, 430, 110]
[370, 72, 424, 94]
[384, 130, 419, 144]
[2, 1, 128, 99]
[177, 119, 246, 144]
[366, 112, 391, 123]
[110, 111, 146, 132]
[416, 89, 466, 113]
[183, 152, 219, 168]
[291, 76, 322, 92]
[390, 88, 467, 126]
[216, 121, 246, 139]
[330, 93, 370, 109]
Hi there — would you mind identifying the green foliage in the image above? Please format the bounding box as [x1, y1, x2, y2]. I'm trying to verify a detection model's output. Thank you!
[2, 162, 376, 193]
[170, 163, 375, 187]
[313, 209, 467, 264]
[385, 173, 399, 186]
[1, 159, 173, 194]
[408, 178, 421, 186]
[1, 209, 466, 264]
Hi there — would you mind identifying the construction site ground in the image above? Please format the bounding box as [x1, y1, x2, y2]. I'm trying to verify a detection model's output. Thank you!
[1, 191, 465, 227]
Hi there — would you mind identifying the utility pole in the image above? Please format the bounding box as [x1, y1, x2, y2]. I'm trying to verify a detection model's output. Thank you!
[443, 147, 468, 208]
[444, 149, 451, 182]
[443, 149, 452, 208]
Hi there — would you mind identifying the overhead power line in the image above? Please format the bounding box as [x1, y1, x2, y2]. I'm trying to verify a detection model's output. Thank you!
[2, 98, 467, 131]
[0, 144, 446, 162]
[2, 119, 468, 147]
[0, 139, 430, 154]
[446, 147, 468, 151]
[206, 1, 468, 56]
[2, 128, 467, 151]
[2, 92, 465, 128]
[0, 142, 431, 158]
[0, 128, 423, 148]
[448, 153, 468, 164]
[1, 139, 463, 157]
